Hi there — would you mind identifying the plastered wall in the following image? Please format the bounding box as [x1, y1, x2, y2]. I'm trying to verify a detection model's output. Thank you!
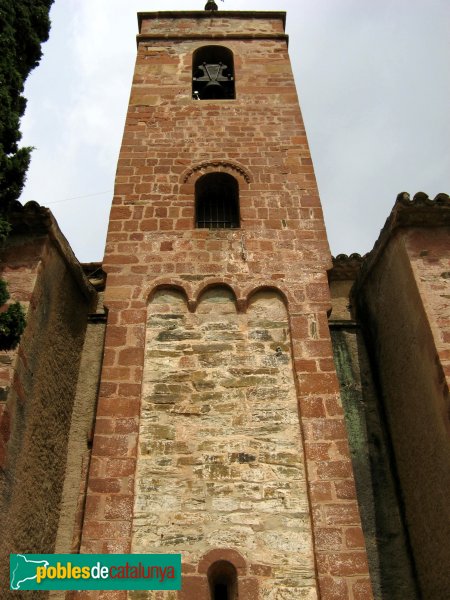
[356, 230, 450, 599]
[0, 216, 96, 599]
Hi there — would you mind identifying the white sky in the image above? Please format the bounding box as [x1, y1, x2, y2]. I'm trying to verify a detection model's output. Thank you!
[19, 0, 449, 262]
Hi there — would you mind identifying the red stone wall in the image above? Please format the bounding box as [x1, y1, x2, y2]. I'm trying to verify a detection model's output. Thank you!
[79, 12, 372, 599]
[405, 227, 450, 397]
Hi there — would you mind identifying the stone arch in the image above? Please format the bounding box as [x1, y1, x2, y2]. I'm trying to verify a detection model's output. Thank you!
[196, 285, 238, 316]
[246, 285, 289, 310]
[146, 281, 195, 311]
[147, 284, 189, 305]
[194, 281, 246, 312]
[195, 280, 238, 303]
[181, 160, 252, 186]
[146, 288, 190, 332]
[198, 548, 247, 575]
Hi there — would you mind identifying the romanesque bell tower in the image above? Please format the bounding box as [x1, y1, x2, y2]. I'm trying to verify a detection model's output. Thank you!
[80, 7, 373, 599]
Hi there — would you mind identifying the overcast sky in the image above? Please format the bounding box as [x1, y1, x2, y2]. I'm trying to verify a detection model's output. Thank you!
[19, 0, 449, 263]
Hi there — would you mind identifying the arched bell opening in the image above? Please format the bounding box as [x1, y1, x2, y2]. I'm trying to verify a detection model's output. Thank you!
[192, 45, 235, 100]
[208, 561, 238, 600]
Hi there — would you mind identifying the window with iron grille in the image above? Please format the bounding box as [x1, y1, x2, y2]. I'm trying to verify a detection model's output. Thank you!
[192, 45, 235, 100]
[195, 173, 240, 229]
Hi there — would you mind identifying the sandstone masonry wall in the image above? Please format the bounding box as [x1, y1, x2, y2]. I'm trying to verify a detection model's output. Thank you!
[80, 12, 372, 600]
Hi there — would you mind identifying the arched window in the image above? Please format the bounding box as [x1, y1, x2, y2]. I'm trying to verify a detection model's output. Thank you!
[208, 561, 238, 600]
[195, 173, 240, 229]
[192, 46, 235, 100]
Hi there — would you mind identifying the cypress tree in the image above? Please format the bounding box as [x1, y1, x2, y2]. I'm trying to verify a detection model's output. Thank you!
[0, 0, 54, 349]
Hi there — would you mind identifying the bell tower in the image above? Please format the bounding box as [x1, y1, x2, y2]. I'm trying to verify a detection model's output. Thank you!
[80, 8, 373, 600]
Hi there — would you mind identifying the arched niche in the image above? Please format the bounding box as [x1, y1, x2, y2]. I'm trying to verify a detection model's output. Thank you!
[196, 285, 238, 316]
[148, 286, 189, 307]
[247, 288, 289, 319]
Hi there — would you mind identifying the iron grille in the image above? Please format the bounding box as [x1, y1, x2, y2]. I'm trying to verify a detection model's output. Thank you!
[195, 173, 239, 229]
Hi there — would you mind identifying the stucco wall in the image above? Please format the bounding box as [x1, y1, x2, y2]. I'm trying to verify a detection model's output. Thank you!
[0, 223, 95, 598]
[355, 231, 450, 599]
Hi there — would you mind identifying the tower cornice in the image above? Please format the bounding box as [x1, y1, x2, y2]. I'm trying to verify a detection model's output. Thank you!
[137, 11, 287, 32]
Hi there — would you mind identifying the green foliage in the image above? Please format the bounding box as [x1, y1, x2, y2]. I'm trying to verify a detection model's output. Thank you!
[0, 217, 11, 245]
[0, 147, 32, 206]
[0, 279, 26, 350]
[0, 0, 54, 208]
[0, 302, 26, 351]
[0, 279, 9, 306]
[0, 0, 53, 349]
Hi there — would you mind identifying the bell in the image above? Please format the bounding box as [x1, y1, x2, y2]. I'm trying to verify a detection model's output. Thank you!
[202, 80, 226, 99]
[205, 1, 218, 10]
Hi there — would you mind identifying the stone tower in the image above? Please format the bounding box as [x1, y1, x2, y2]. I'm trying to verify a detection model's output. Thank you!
[79, 9, 373, 600]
